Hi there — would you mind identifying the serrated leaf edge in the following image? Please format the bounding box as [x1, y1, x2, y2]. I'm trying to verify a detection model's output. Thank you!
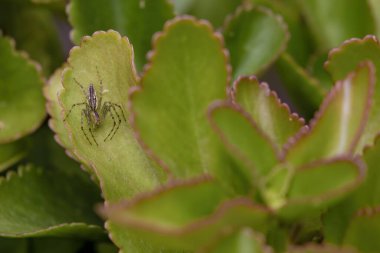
[101, 175, 270, 236]
[129, 16, 232, 177]
[223, 3, 290, 76]
[207, 99, 282, 187]
[283, 61, 375, 158]
[0, 35, 46, 144]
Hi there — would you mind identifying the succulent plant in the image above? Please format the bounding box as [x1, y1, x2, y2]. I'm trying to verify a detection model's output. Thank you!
[1, 0, 380, 252]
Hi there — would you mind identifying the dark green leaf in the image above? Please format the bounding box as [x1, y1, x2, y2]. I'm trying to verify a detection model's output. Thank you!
[68, 0, 174, 70]
[0, 35, 45, 143]
[223, 4, 289, 79]
[0, 164, 103, 238]
[298, 0, 375, 50]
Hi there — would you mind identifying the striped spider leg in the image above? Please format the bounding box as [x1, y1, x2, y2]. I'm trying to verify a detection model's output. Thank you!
[63, 69, 126, 146]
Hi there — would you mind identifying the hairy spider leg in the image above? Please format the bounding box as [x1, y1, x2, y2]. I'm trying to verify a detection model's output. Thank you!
[81, 108, 94, 146]
[63, 102, 86, 121]
[95, 66, 103, 110]
[104, 102, 127, 122]
[103, 104, 118, 142]
[108, 105, 122, 141]
[73, 78, 87, 97]
[103, 103, 123, 141]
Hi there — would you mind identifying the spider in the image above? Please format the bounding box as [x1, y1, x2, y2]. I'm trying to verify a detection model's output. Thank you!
[63, 68, 126, 146]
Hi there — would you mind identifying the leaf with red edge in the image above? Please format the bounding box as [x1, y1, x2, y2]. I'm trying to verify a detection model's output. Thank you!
[130, 17, 230, 178]
[102, 177, 271, 251]
[277, 157, 365, 220]
[285, 61, 375, 167]
[208, 100, 280, 188]
[231, 76, 304, 147]
[223, 4, 289, 79]
[324, 134, 380, 245]
[325, 36, 380, 152]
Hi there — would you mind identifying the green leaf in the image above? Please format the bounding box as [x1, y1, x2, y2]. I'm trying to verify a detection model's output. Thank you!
[173, 0, 242, 27]
[355, 135, 380, 205]
[59, 30, 163, 200]
[0, 3, 64, 74]
[58, 30, 166, 253]
[223, 4, 289, 79]
[249, 0, 313, 65]
[344, 210, 380, 253]
[275, 53, 324, 119]
[231, 76, 304, 147]
[278, 157, 364, 220]
[44, 65, 92, 174]
[130, 17, 229, 178]
[0, 35, 45, 143]
[307, 52, 333, 90]
[368, 0, 380, 38]
[285, 61, 375, 167]
[324, 135, 380, 245]
[198, 228, 269, 253]
[44, 65, 74, 149]
[68, 0, 174, 70]
[103, 177, 270, 251]
[298, 0, 375, 50]
[0, 164, 103, 238]
[0, 139, 28, 172]
[325, 36, 380, 152]
[208, 100, 280, 184]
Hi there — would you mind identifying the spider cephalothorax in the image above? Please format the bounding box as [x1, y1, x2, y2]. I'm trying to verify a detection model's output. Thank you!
[63, 69, 126, 146]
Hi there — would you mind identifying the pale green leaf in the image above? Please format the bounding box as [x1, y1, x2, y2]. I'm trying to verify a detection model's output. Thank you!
[57, 30, 165, 253]
[208, 101, 280, 185]
[103, 177, 270, 251]
[325, 36, 380, 152]
[198, 228, 269, 253]
[285, 62, 375, 167]
[231, 76, 304, 147]
[130, 17, 229, 178]
[278, 158, 364, 220]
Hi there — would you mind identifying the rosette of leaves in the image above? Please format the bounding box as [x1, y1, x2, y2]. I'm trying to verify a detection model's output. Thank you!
[44, 2, 380, 251]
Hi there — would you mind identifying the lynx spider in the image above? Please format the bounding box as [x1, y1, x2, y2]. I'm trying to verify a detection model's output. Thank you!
[63, 67, 126, 146]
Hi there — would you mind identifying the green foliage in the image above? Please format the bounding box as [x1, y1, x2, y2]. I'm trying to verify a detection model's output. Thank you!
[2, 0, 380, 252]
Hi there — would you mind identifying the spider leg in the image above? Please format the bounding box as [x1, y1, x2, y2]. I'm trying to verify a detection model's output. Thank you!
[106, 104, 122, 141]
[88, 126, 98, 146]
[102, 104, 117, 142]
[63, 102, 86, 121]
[81, 109, 93, 146]
[104, 102, 127, 122]
[73, 78, 87, 97]
[96, 66, 103, 109]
